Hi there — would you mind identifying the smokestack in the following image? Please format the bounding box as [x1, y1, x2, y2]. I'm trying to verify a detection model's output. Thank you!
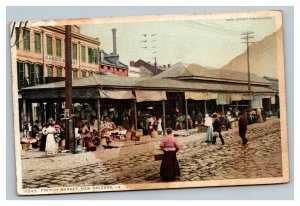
[112, 28, 117, 54]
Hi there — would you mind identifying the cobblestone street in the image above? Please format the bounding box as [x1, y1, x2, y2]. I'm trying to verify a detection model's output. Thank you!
[22, 117, 282, 189]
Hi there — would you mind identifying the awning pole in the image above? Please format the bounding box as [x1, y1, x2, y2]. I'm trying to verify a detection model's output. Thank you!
[185, 98, 188, 131]
[162, 100, 166, 135]
[204, 100, 207, 114]
[222, 105, 225, 115]
[134, 100, 138, 130]
[97, 98, 101, 143]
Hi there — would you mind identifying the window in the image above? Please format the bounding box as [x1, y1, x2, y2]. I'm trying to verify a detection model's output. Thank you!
[15, 28, 20, 49]
[34, 33, 41, 53]
[73, 70, 78, 79]
[107, 66, 110, 70]
[72, 43, 77, 61]
[47, 66, 53, 77]
[23, 30, 30, 51]
[17, 62, 24, 88]
[94, 49, 99, 64]
[35, 64, 43, 84]
[89, 71, 93, 76]
[81, 46, 86, 62]
[88, 47, 94, 63]
[57, 67, 62, 77]
[47, 36, 53, 55]
[56, 39, 62, 57]
[29, 64, 35, 85]
[82, 70, 87, 78]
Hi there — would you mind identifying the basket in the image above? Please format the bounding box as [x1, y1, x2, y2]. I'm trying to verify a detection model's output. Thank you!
[154, 154, 164, 161]
[152, 145, 164, 161]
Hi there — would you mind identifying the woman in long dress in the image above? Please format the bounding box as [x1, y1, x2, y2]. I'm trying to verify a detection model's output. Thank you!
[204, 114, 213, 143]
[159, 128, 180, 181]
[45, 123, 58, 156]
[157, 117, 163, 135]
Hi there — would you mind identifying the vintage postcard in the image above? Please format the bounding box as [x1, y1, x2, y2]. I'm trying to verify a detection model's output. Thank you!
[10, 10, 288, 195]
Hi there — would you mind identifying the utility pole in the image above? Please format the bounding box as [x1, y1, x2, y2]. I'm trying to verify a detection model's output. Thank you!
[154, 57, 157, 75]
[241, 31, 254, 92]
[241, 31, 254, 110]
[64, 25, 75, 152]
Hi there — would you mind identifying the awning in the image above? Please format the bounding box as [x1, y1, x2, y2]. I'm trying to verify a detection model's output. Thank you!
[100, 90, 135, 99]
[251, 95, 263, 109]
[185, 91, 218, 100]
[230, 93, 252, 101]
[135, 90, 167, 102]
[216, 93, 230, 105]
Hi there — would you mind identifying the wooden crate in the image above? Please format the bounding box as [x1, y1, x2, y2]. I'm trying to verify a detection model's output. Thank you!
[131, 136, 140, 141]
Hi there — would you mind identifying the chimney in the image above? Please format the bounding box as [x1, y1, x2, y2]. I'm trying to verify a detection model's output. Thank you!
[130, 61, 136, 67]
[112, 28, 117, 54]
[167, 64, 170, 68]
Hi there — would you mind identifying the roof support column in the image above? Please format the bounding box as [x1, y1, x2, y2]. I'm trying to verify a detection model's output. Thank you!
[204, 100, 207, 114]
[162, 100, 166, 135]
[185, 97, 188, 131]
[97, 98, 101, 144]
[134, 100, 138, 131]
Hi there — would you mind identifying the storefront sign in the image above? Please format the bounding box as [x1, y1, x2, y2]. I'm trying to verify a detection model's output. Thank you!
[44, 55, 65, 63]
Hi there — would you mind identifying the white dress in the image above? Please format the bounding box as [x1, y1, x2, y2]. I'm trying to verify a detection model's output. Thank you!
[157, 118, 162, 132]
[45, 126, 58, 154]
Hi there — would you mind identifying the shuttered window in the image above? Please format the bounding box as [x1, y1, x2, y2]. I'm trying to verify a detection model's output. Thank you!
[72, 43, 77, 61]
[23, 30, 30, 51]
[81, 46, 86, 62]
[56, 39, 62, 57]
[34, 33, 41, 53]
[47, 36, 53, 55]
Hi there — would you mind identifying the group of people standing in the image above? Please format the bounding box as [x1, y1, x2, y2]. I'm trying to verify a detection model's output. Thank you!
[39, 120, 62, 156]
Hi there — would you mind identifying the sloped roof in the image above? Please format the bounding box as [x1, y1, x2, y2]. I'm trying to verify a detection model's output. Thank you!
[22, 75, 276, 95]
[153, 62, 189, 79]
[154, 62, 271, 85]
[135, 78, 276, 93]
[22, 75, 143, 90]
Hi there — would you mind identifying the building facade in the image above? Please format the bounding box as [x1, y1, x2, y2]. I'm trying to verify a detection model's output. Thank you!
[15, 25, 100, 89]
[99, 28, 128, 77]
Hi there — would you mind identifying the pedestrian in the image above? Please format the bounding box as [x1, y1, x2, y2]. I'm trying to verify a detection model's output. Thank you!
[31, 120, 39, 138]
[45, 122, 58, 156]
[39, 123, 48, 151]
[204, 114, 213, 143]
[238, 111, 248, 145]
[159, 128, 180, 181]
[212, 113, 225, 145]
[157, 117, 163, 135]
[191, 110, 197, 128]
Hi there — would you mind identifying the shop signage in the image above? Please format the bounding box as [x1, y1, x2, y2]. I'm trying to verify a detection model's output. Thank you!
[44, 55, 65, 63]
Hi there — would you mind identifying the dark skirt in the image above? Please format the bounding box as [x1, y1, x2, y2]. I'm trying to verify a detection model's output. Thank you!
[39, 135, 47, 151]
[160, 151, 180, 180]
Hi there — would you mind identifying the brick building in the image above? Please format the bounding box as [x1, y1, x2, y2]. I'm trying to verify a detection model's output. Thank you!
[14, 25, 100, 89]
[99, 28, 128, 77]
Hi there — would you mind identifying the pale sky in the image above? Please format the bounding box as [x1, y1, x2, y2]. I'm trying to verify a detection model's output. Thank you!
[79, 16, 277, 68]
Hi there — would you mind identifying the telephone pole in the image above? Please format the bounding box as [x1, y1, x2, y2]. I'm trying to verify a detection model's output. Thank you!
[241, 31, 254, 93]
[65, 25, 75, 152]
